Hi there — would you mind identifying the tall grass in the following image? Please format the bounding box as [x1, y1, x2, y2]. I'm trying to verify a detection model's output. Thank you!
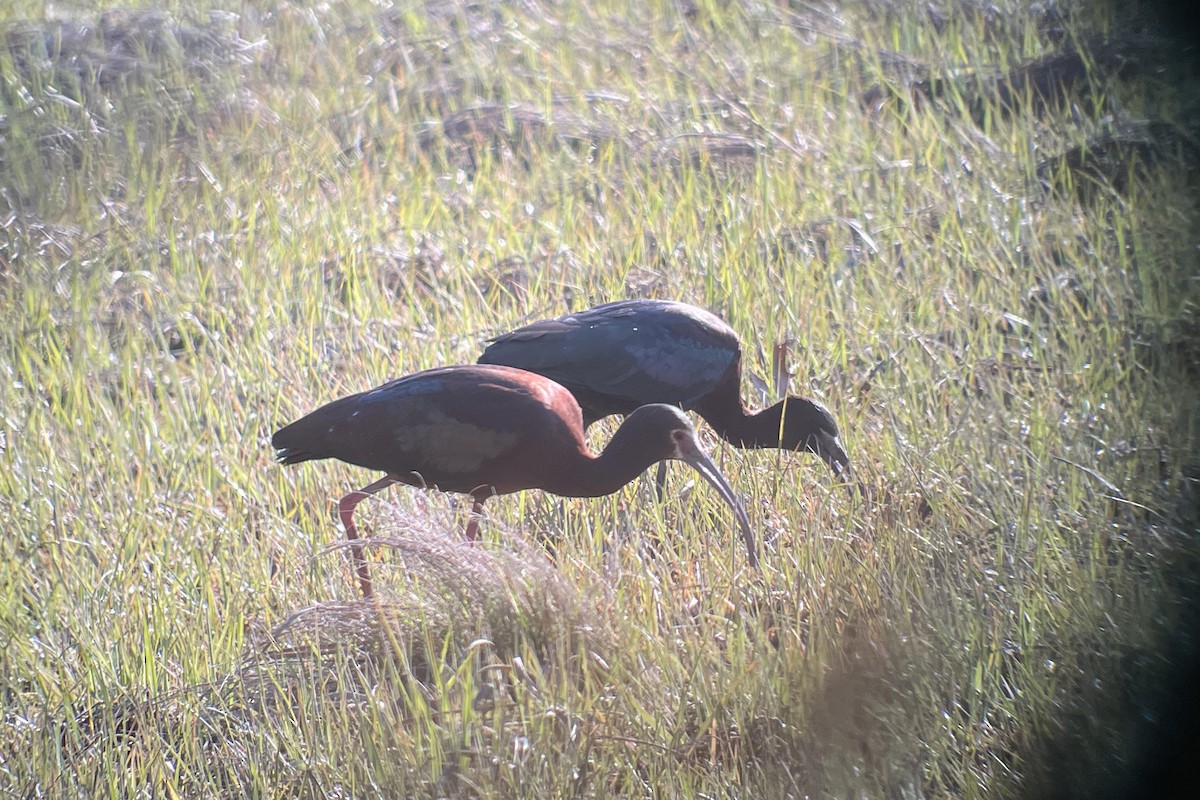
[1, 0, 1198, 796]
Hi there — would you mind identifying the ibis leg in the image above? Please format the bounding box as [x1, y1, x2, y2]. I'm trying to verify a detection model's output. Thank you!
[654, 461, 668, 502]
[463, 497, 486, 542]
[337, 476, 398, 598]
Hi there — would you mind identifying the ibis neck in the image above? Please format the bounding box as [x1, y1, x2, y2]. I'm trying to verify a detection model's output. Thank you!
[697, 395, 786, 450]
[545, 427, 663, 498]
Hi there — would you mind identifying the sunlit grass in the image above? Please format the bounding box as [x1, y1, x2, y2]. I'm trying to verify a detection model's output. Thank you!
[1, 0, 1198, 796]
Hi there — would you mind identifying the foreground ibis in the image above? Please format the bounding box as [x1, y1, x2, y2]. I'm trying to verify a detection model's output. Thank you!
[272, 364, 757, 597]
[478, 299, 851, 479]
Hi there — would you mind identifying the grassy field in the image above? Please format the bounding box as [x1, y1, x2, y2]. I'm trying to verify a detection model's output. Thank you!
[2, 0, 1199, 796]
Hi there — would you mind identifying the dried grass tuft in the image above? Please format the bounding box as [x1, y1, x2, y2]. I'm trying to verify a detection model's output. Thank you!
[270, 522, 608, 665]
[1037, 118, 1200, 200]
[3, 9, 262, 102]
[862, 33, 1160, 122]
[420, 101, 623, 171]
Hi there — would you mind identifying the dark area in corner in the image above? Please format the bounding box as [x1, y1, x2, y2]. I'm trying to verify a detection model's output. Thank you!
[1111, 586, 1200, 800]
[1032, 0, 1200, 796]
[1123, 0, 1200, 796]
[1139, 0, 1200, 55]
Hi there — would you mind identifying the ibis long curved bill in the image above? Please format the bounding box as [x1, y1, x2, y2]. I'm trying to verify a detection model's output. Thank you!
[670, 429, 758, 569]
[812, 429, 850, 477]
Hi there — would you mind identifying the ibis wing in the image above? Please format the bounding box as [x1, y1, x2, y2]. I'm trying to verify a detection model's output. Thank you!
[271, 365, 583, 495]
[479, 300, 737, 417]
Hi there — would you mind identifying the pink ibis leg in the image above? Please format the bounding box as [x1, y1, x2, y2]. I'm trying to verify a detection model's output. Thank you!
[337, 476, 398, 598]
[463, 497, 487, 542]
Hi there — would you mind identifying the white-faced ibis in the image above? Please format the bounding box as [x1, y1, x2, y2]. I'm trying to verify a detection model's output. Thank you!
[478, 299, 851, 479]
[272, 364, 757, 597]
